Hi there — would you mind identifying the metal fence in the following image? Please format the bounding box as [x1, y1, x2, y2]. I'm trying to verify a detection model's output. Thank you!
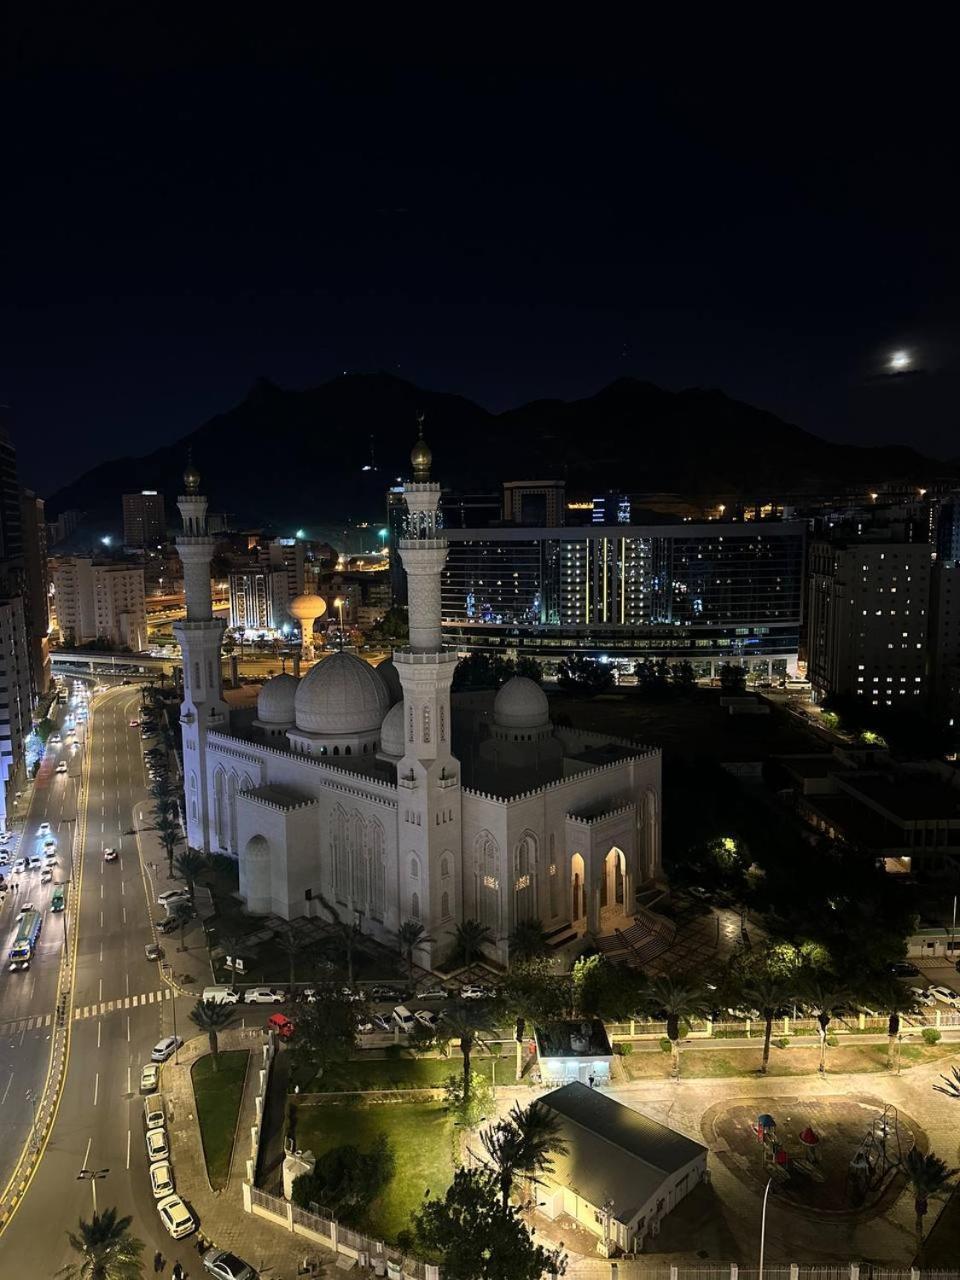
[566, 1268, 955, 1280]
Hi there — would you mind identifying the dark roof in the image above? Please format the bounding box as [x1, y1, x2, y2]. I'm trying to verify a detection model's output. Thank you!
[534, 1020, 612, 1059]
[842, 774, 960, 822]
[541, 1082, 706, 1222]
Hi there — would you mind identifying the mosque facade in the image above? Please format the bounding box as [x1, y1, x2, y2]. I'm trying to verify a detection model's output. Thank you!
[176, 431, 662, 966]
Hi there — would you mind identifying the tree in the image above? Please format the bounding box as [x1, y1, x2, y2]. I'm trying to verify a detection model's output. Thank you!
[501, 960, 572, 1033]
[189, 998, 237, 1071]
[481, 1100, 568, 1213]
[397, 919, 434, 979]
[275, 923, 311, 991]
[934, 1065, 960, 1098]
[556, 654, 614, 696]
[451, 918, 494, 968]
[56, 1206, 145, 1280]
[672, 660, 696, 691]
[290, 996, 359, 1089]
[414, 1166, 563, 1280]
[870, 979, 919, 1067]
[571, 954, 641, 1022]
[718, 664, 746, 694]
[368, 607, 409, 646]
[216, 930, 259, 991]
[292, 1135, 395, 1223]
[168, 898, 194, 953]
[509, 918, 550, 966]
[798, 973, 855, 1074]
[317, 893, 362, 984]
[903, 1147, 958, 1265]
[452, 651, 515, 692]
[514, 657, 543, 683]
[173, 848, 208, 901]
[443, 1001, 495, 1103]
[734, 970, 795, 1075]
[154, 810, 184, 876]
[643, 974, 711, 1079]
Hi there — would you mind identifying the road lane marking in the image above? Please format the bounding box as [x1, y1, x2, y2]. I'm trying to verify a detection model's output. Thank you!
[82, 1137, 91, 1169]
[126, 1129, 130, 1170]
[93, 1073, 98, 1106]
[127, 1017, 130, 1043]
[0, 1073, 12, 1106]
[97, 1021, 100, 1049]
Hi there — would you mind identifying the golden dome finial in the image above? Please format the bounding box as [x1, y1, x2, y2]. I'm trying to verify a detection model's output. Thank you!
[410, 411, 432, 481]
[183, 447, 201, 495]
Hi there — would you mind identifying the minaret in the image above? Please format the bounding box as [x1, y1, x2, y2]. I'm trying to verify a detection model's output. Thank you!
[173, 452, 227, 852]
[395, 417, 461, 957]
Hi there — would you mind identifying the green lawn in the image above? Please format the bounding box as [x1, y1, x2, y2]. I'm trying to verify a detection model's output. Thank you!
[313, 1052, 514, 1093]
[620, 1041, 959, 1080]
[191, 1050, 249, 1189]
[292, 1101, 454, 1243]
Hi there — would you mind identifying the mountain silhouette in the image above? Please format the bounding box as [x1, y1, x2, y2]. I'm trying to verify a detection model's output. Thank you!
[47, 373, 947, 527]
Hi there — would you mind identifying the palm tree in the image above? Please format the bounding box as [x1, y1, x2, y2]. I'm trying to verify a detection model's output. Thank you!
[903, 1147, 958, 1264]
[189, 998, 237, 1070]
[481, 1098, 568, 1214]
[154, 810, 184, 876]
[56, 1206, 144, 1279]
[736, 970, 795, 1075]
[173, 848, 208, 901]
[934, 1065, 960, 1098]
[397, 919, 433, 979]
[509, 919, 550, 966]
[643, 974, 710, 1079]
[443, 1000, 494, 1101]
[275, 923, 311, 991]
[168, 898, 194, 953]
[216, 930, 258, 991]
[798, 973, 855, 1074]
[317, 894, 362, 984]
[450, 918, 494, 969]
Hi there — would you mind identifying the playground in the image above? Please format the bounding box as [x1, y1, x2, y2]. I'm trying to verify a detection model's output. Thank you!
[704, 1095, 927, 1219]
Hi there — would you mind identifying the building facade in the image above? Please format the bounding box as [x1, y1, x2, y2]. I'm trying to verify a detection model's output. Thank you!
[19, 488, 50, 702]
[180, 430, 663, 967]
[122, 490, 166, 548]
[50, 557, 147, 650]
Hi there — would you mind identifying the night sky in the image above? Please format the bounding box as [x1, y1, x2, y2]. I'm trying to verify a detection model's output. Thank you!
[2, 21, 957, 493]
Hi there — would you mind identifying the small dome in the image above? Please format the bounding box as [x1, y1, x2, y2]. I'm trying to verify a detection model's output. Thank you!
[380, 700, 405, 757]
[294, 651, 390, 736]
[257, 672, 299, 725]
[376, 658, 402, 706]
[493, 676, 550, 729]
[288, 593, 327, 623]
[411, 415, 432, 481]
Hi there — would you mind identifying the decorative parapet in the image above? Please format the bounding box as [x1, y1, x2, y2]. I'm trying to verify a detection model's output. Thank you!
[462, 752, 654, 806]
[208, 732, 399, 810]
[565, 802, 637, 827]
[238, 790, 320, 814]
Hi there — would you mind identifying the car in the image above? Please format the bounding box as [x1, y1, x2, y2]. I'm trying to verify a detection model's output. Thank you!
[43, 836, 56, 848]
[151, 1035, 183, 1062]
[244, 986, 286, 1004]
[8, 958, 30, 973]
[44, 848, 57, 861]
[929, 985, 960, 1008]
[40, 869, 52, 884]
[145, 942, 164, 962]
[371, 1013, 392, 1033]
[15, 902, 35, 921]
[12, 859, 25, 874]
[415, 986, 448, 1001]
[49, 733, 61, 745]
[266, 1012, 295, 1040]
[157, 888, 190, 908]
[157, 1193, 196, 1240]
[369, 985, 406, 1002]
[129, 719, 140, 728]
[414, 1009, 439, 1030]
[299, 987, 320, 1003]
[392, 1005, 417, 1033]
[890, 961, 920, 978]
[0, 830, 10, 844]
[156, 916, 180, 935]
[357, 1019, 374, 1034]
[140, 1063, 160, 1094]
[103, 848, 118, 862]
[55, 762, 67, 775]
[149, 1159, 175, 1200]
[458, 984, 495, 1000]
[38, 822, 50, 836]
[202, 1248, 258, 1280]
[0, 852, 8, 865]
[146, 1128, 169, 1161]
[909, 986, 937, 1007]
[27, 856, 43, 871]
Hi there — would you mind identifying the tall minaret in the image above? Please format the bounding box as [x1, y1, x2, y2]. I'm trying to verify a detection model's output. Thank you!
[173, 452, 227, 852]
[395, 417, 461, 955]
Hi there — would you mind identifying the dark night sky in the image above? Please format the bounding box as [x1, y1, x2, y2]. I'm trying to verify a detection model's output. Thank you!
[2, 18, 958, 494]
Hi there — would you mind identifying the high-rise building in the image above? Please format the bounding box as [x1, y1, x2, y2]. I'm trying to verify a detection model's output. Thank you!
[50, 557, 147, 650]
[806, 535, 933, 706]
[19, 489, 50, 701]
[46, 508, 82, 547]
[228, 567, 291, 632]
[502, 479, 566, 527]
[122, 490, 166, 548]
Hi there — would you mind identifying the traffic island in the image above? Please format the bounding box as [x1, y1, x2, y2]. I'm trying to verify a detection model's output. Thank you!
[192, 1050, 250, 1190]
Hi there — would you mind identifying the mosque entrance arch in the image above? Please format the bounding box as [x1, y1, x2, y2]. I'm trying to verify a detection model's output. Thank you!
[570, 852, 585, 924]
[600, 846, 627, 920]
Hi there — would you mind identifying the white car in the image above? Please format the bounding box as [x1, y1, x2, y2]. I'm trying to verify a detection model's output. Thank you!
[40, 869, 52, 884]
[243, 987, 286, 1004]
[56, 762, 67, 775]
[459, 984, 495, 1000]
[414, 1009, 439, 1031]
[911, 986, 938, 1008]
[140, 1063, 160, 1094]
[146, 1128, 169, 1161]
[392, 1005, 416, 1033]
[149, 1160, 175, 1199]
[103, 848, 118, 862]
[27, 856, 43, 871]
[0, 831, 10, 844]
[38, 822, 50, 836]
[49, 733, 61, 745]
[157, 1193, 196, 1240]
[151, 1035, 183, 1062]
[929, 985, 960, 1008]
[157, 888, 190, 908]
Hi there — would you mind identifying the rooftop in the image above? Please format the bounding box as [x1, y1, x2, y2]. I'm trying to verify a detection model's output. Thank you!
[534, 1020, 613, 1059]
[842, 774, 960, 822]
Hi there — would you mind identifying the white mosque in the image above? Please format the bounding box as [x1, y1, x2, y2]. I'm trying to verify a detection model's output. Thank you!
[175, 430, 662, 967]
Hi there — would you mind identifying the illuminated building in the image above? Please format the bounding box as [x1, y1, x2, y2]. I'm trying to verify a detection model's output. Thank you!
[50, 556, 147, 651]
[121, 490, 166, 548]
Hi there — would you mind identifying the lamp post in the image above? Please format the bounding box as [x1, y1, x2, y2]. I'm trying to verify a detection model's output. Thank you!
[25, 1089, 39, 1152]
[758, 1176, 773, 1280]
[161, 961, 180, 1063]
[334, 598, 345, 652]
[77, 1166, 109, 1213]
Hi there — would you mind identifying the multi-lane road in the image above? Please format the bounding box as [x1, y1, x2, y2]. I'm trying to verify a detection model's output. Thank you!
[0, 682, 198, 1274]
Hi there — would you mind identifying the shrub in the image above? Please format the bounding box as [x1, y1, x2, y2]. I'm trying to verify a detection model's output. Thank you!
[659, 1037, 673, 1055]
[922, 1027, 941, 1045]
[826, 1034, 839, 1048]
[774, 1036, 790, 1050]
[616, 1042, 634, 1057]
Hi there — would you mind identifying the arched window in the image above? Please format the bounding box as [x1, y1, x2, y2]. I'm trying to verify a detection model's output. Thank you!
[214, 769, 226, 848]
[441, 891, 450, 919]
[227, 773, 239, 854]
[440, 855, 450, 879]
[411, 891, 420, 921]
[333, 745, 340, 756]
[474, 831, 500, 934]
[410, 856, 420, 880]
[189, 772, 199, 824]
[370, 820, 386, 921]
[345, 745, 352, 756]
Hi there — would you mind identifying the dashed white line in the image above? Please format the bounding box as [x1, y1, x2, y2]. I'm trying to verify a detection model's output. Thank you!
[126, 1129, 131, 1169]
[97, 1020, 101, 1049]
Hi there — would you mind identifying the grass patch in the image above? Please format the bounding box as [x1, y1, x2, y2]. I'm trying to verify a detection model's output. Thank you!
[293, 1101, 454, 1242]
[302, 1053, 515, 1093]
[621, 1041, 960, 1081]
[191, 1050, 249, 1189]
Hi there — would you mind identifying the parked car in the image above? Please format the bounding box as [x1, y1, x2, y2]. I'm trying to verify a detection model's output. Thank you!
[38, 822, 50, 835]
[56, 762, 68, 775]
[149, 1160, 175, 1200]
[201, 986, 242, 1005]
[146, 1128, 169, 1161]
[27, 856, 43, 871]
[157, 888, 190, 908]
[40, 869, 52, 884]
[339, 986, 364, 1002]
[357, 1020, 374, 1034]
[145, 943, 164, 962]
[151, 1035, 183, 1062]
[458, 984, 496, 1000]
[266, 1013, 295, 1040]
[371, 1013, 392, 1033]
[392, 1005, 417, 1033]
[909, 986, 937, 1008]
[414, 1009, 439, 1030]
[202, 1248, 258, 1280]
[156, 916, 180, 935]
[12, 859, 24, 874]
[929, 985, 960, 1008]
[890, 961, 920, 978]
[369, 985, 406, 1003]
[244, 986, 286, 1004]
[416, 986, 448, 1001]
[144, 1096, 165, 1130]
[139, 1063, 160, 1094]
[157, 1193, 196, 1240]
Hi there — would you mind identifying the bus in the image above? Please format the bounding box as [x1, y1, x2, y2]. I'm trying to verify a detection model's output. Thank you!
[51, 886, 65, 913]
[10, 908, 42, 961]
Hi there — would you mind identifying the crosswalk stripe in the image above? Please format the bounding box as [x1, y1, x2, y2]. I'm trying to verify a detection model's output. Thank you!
[124, 997, 130, 1009]
[44, 1013, 51, 1026]
[148, 991, 155, 1004]
[74, 1008, 81, 1020]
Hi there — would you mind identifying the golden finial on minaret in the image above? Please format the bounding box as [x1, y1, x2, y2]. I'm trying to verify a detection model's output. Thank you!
[183, 447, 201, 495]
[410, 412, 432, 482]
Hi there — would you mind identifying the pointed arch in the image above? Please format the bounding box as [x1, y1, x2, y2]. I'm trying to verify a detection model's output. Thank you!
[473, 829, 500, 934]
[369, 818, 386, 921]
[213, 767, 226, 849]
[227, 771, 239, 854]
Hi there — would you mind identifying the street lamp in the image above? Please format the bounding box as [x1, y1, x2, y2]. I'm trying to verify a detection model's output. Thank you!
[333, 598, 345, 652]
[758, 1176, 773, 1280]
[77, 1166, 109, 1212]
[161, 961, 179, 1063]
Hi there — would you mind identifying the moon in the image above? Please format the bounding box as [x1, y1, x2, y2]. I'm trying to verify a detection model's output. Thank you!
[889, 350, 911, 371]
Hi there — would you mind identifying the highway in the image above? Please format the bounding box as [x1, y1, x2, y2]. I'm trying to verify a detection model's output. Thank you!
[0, 682, 198, 1275]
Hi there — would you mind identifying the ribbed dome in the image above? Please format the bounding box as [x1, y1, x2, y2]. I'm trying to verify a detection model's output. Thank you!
[493, 676, 550, 729]
[257, 672, 299, 725]
[376, 658, 403, 707]
[380, 700, 405, 757]
[294, 652, 390, 736]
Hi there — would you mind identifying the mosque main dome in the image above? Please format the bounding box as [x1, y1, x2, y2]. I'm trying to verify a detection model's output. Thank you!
[294, 651, 390, 737]
[493, 676, 550, 729]
[256, 672, 299, 725]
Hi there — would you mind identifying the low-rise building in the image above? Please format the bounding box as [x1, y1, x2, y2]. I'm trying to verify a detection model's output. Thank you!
[534, 1020, 613, 1087]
